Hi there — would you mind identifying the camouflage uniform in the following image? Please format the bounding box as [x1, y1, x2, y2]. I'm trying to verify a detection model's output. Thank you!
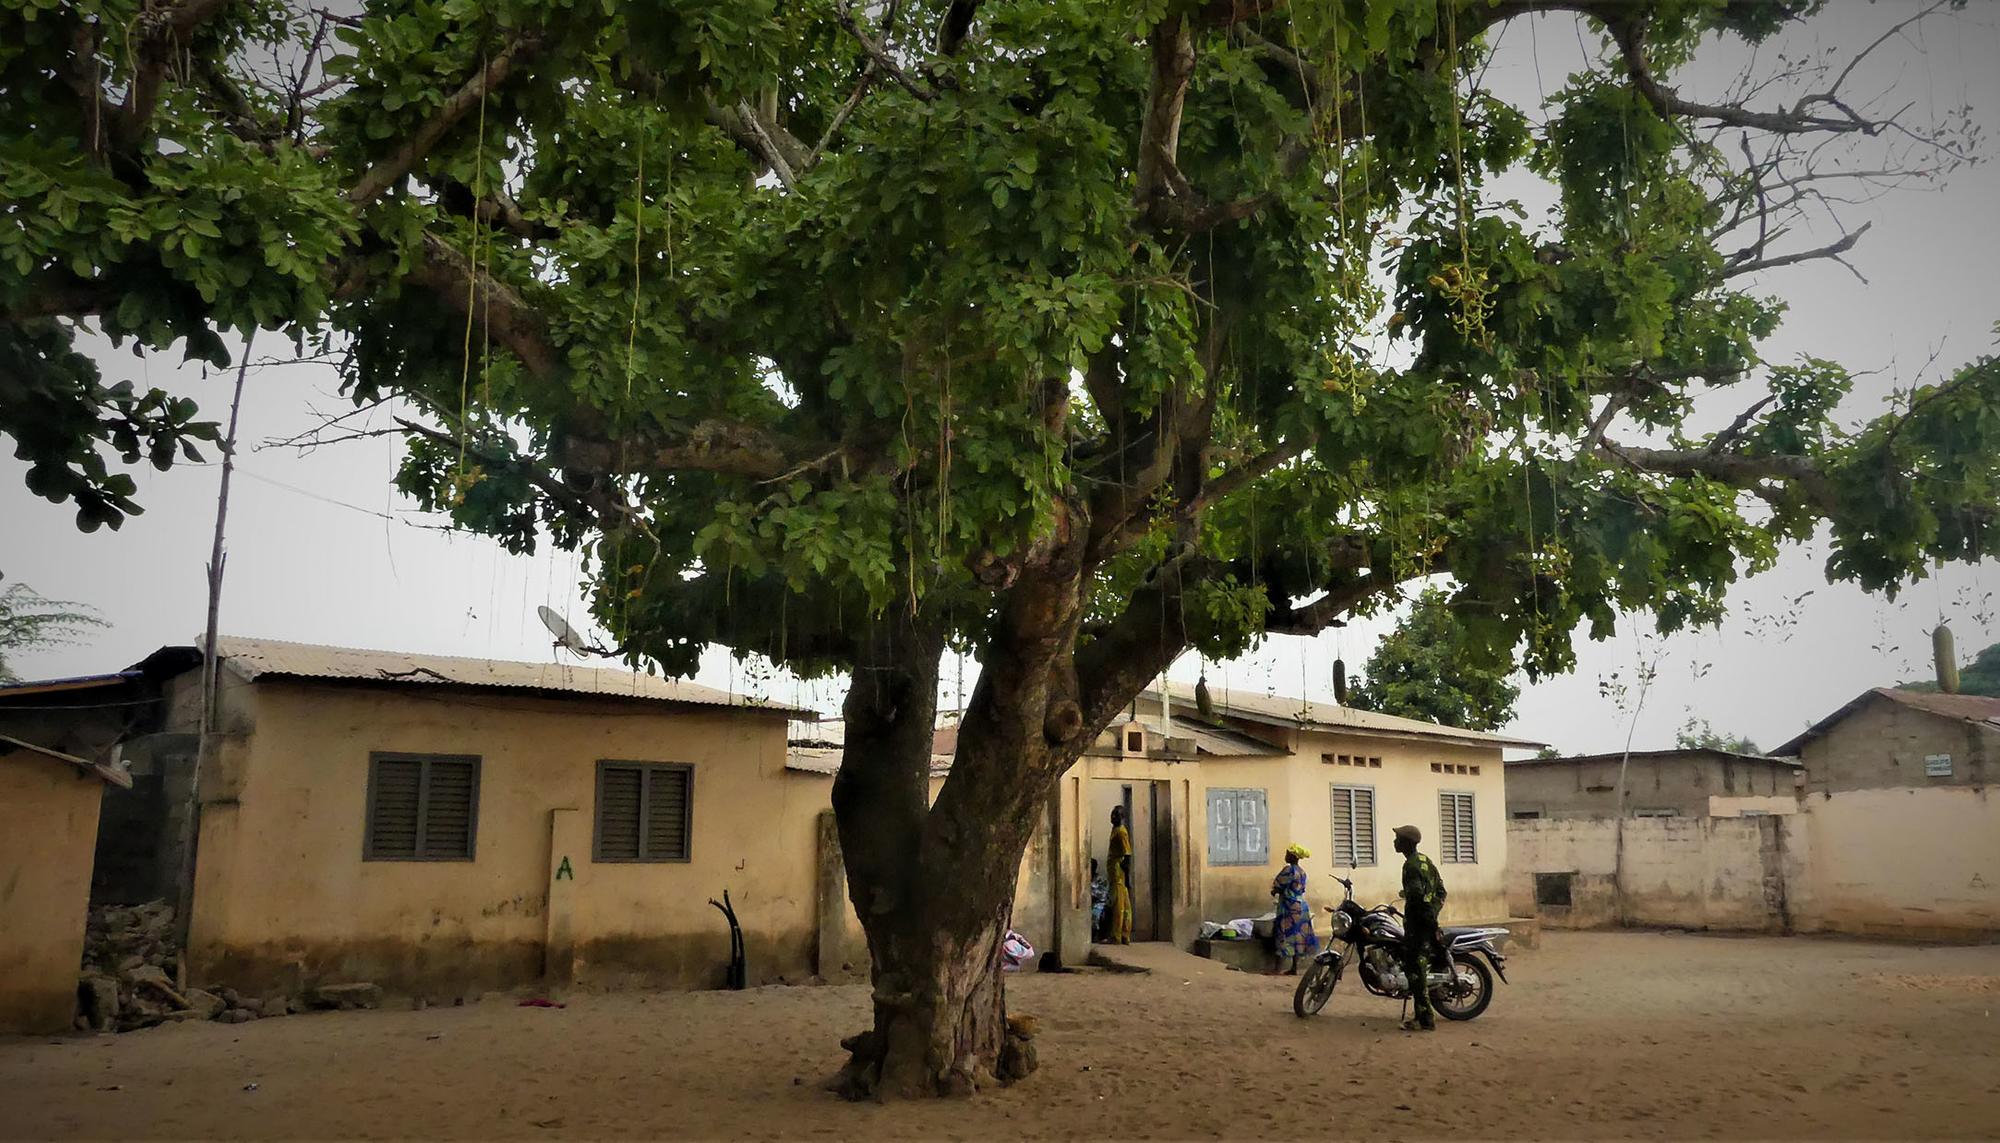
[1400, 849, 1446, 1027]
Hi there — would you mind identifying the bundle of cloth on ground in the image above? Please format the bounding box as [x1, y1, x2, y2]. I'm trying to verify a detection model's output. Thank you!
[1198, 914, 1275, 941]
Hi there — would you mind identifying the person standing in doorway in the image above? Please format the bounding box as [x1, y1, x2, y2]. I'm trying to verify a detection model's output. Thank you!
[1105, 805, 1134, 945]
[1393, 824, 1446, 1031]
[1270, 844, 1318, 974]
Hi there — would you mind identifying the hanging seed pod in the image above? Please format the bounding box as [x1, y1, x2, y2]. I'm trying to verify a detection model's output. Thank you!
[1195, 675, 1215, 721]
[1934, 623, 1959, 694]
[1333, 658, 1349, 705]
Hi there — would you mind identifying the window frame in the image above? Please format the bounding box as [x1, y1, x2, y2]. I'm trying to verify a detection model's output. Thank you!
[1205, 786, 1268, 867]
[592, 760, 696, 864]
[363, 752, 482, 862]
[1437, 789, 1478, 864]
[1328, 783, 1378, 868]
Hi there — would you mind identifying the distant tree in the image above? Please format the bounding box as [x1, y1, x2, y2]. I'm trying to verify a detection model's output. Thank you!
[1351, 588, 1519, 732]
[1675, 718, 1760, 755]
[1899, 640, 2000, 697]
[0, 574, 104, 682]
[1535, 745, 1562, 760]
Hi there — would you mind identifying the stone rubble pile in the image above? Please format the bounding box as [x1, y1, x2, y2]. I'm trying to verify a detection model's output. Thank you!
[76, 900, 381, 1033]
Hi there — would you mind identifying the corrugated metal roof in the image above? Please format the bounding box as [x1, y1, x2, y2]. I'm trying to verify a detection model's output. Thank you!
[1507, 748, 1799, 769]
[1773, 687, 2000, 756]
[0, 733, 132, 788]
[1154, 682, 1543, 749]
[190, 636, 810, 717]
[0, 671, 142, 699]
[785, 746, 953, 778]
[1131, 715, 1285, 758]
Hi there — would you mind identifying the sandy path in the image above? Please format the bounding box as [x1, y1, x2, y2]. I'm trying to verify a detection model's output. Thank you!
[7, 931, 2000, 1140]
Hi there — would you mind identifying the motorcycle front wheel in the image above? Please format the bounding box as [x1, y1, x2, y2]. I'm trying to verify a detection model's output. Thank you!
[1293, 957, 1339, 1017]
[1431, 953, 1494, 1021]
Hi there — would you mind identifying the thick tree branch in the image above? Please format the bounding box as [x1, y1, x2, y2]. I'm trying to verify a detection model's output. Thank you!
[396, 233, 560, 380]
[395, 417, 611, 524]
[1598, 440, 1839, 511]
[1184, 437, 1310, 518]
[346, 36, 539, 206]
[835, 0, 935, 102]
[704, 98, 811, 186]
[1134, 15, 1195, 211]
[558, 420, 801, 481]
[115, 0, 235, 153]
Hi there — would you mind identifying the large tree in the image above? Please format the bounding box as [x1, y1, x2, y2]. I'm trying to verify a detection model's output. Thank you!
[1901, 639, 2000, 697]
[1351, 586, 1519, 730]
[0, 573, 104, 681]
[7, 0, 1998, 1098]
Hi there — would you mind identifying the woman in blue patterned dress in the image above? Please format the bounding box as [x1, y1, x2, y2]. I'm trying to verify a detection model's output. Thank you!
[1271, 844, 1317, 974]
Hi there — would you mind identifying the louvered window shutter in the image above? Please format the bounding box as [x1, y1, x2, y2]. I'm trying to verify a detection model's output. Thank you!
[366, 755, 480, 861]
[596, 762, 694, 862]
[596, 765, 644, 860]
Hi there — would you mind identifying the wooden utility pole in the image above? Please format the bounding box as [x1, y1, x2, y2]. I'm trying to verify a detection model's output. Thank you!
[177, 334, 254, 961]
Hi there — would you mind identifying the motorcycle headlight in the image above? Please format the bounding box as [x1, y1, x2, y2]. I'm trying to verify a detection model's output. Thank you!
[1324, 910, 1351, 938]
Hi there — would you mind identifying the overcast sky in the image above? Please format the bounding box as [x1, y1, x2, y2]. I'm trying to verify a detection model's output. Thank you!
[4, 2, 1996, 755]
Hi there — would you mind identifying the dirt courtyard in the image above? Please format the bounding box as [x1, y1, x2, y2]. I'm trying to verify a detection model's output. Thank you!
[6, 931, 2000, 1140]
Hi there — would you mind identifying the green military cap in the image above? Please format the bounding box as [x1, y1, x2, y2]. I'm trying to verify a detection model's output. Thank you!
[1393, 824, 1422, 845]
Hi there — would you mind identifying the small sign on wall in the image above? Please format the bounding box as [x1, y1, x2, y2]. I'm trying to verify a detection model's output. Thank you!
[1924, 753, 1953, 777]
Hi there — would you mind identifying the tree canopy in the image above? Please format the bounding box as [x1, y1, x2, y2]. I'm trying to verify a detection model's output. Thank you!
[0, 573, 103, 682]
[1674, 717, 1759, 755]
[1900, 639, 2000, 697]
[1350, 587, 1518, 731]
[4, 0, 1992, 678]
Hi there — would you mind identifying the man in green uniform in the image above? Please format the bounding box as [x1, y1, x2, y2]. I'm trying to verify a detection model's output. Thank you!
[1393, 824, 1446, 1031]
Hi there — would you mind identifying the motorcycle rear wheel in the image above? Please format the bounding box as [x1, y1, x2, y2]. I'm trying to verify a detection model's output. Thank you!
[1293, 957, 1338, 1017]
[1431, 954, 1493, 1022]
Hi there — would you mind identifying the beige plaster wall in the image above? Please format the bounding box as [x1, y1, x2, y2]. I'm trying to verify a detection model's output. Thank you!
[1789, 785, 2000, 939]
[0, 756, 104, 1033]
[1506, 816, 1786, 932]
[187, 681, 811, 997]
[1196, 733, 1510, 925]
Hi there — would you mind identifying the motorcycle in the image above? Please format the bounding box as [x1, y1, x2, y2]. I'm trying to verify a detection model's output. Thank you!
[1292, 873, 1509, 1021]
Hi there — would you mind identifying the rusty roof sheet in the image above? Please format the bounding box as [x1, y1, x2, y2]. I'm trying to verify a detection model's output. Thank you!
[189, 636, 810, 717]
[1130, 715, 1286, 758]
[1507, 748, 1799, 768]
[1155, 682, 1543, 749]
[785, 746, 953, 778]
[1774, 687, 2000, 756]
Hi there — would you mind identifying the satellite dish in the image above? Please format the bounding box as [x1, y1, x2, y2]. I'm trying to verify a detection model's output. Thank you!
[537, 606, 588, 653]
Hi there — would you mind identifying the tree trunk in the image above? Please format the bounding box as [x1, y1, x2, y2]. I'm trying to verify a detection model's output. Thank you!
[828, 605, 1083, 1099]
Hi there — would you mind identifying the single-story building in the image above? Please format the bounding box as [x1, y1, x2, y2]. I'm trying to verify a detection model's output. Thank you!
[0, 734, 131, 1033]
[1505, 748, 1801, 821]
[0, 637, 821, 1006]
[1508, 688, 2000, 940]
[1060, 683, 1538, 951]
[1776, 687, 2000, 795]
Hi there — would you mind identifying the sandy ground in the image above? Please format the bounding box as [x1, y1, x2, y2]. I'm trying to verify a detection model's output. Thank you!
[7, 930, 2000, 1141]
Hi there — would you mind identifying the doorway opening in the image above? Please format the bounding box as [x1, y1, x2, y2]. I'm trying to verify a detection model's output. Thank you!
[1089, 778, 1174, 942]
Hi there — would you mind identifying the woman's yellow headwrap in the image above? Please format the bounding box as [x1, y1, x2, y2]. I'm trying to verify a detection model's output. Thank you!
[1285, 843, 1311, 862]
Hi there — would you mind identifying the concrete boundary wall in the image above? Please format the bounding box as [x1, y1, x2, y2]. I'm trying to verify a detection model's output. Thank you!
[1508, 785, 2000, 941]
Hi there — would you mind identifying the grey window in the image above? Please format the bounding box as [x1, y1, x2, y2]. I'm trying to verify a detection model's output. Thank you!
[1205, 787, 1268, 866]
[594, 761, 693, 862]
[1438, 790, 1477, 864]
[1328, 785, 1377, 867]
[1534, 872, 1574, 908]
[365, 753, 480, 861]
[1633, 807, 1679, 818]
